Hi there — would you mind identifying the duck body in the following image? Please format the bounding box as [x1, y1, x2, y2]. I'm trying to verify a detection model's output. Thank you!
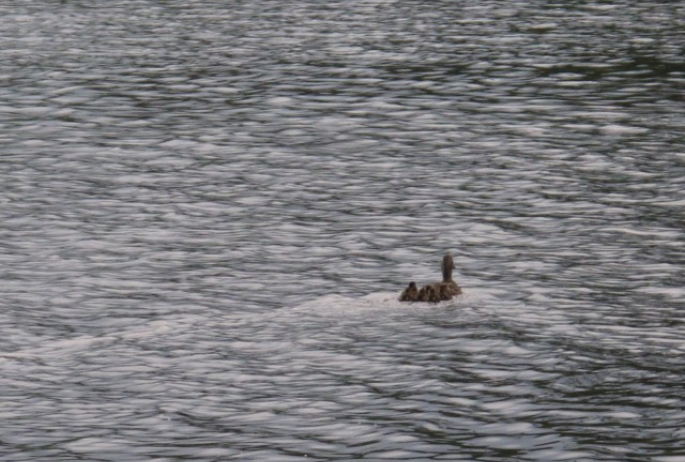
[400, 253, 462, 303]
[439, 280, 462, 299]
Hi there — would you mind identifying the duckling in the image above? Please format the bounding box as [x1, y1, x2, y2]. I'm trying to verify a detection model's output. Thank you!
[416, 285, 429, 302]
[399, 281, 419, 301]
[427, 285, 441, 303]
[417, 284, 441, 303]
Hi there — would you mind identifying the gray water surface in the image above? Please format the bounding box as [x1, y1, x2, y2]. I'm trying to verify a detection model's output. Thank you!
[1, 0, 684, 461]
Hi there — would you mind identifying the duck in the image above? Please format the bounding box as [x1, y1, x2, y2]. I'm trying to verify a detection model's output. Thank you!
[399, 281, 419, 301]
[417, 284, 441, 303]
[400, 253, 462, 303]
[436, 252, 462, 298]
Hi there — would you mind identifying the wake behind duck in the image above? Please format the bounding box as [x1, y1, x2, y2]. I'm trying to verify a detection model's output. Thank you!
[399, 253, 462, 303]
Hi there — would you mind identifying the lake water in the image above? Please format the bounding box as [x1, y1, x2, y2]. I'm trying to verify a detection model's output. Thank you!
[1, 0, 684, 461]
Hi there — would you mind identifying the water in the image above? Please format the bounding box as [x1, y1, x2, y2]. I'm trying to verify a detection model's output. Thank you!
[1, 0, 684, 460]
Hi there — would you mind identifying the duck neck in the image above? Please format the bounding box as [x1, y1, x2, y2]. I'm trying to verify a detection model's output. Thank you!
[442, 268, 453, 283]
[441, 254, 455, 282]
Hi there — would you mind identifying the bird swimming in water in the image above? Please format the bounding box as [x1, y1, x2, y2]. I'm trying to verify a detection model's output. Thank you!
[399, 281, 419, 301]
[399, 253, 462, 303]
[435, 252, 462, 299]
[417, 284, 441, 303]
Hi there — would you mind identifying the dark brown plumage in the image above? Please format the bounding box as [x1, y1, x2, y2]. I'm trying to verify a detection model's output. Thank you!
[399, 281, 419, 301]
[399, 253, 462, 303]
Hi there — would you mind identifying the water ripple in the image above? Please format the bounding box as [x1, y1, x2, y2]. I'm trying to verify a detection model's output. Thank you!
[1, 0, 684, 461]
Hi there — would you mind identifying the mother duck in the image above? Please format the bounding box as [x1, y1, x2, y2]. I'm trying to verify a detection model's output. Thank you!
[399, 253, 462, 303]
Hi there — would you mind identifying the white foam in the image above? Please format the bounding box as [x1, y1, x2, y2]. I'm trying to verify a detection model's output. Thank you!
[291, 289, 482, 317]
[600, 124, 650, 135]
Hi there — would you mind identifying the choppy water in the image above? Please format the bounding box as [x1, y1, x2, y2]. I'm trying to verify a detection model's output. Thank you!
[1, 0, 684, 461]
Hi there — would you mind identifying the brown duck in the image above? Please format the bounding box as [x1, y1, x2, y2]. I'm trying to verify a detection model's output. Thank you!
[417, 284, 441, 303]
[399, 253, 462, 303]
[399, 281, 419, 301]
